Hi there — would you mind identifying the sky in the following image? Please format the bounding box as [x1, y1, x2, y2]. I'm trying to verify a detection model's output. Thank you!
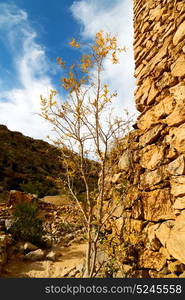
[0, 0, 137, 142]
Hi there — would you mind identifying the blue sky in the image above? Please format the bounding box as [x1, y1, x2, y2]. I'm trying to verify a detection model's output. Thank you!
[0, 0, 137, 141]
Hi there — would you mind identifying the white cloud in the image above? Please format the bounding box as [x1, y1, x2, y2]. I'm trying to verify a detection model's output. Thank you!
[71, 0, 138, 119]
[0, 3, 53, 140]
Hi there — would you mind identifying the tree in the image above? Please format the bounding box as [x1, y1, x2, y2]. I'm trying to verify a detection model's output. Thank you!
[40, 31, 131, 277]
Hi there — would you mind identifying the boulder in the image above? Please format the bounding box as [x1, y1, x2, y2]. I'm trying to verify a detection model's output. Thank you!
[25, 249, 45, 261]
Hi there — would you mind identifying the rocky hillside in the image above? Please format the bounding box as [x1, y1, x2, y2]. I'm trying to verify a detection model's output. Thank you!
[0, 124, 99, 200]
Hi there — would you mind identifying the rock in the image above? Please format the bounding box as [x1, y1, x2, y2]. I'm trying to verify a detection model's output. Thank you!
[5, 218, 13, 231]
[165, 211, 185, 264]
[167, 124, 185, 152]
[118, 150, 131, 171]
[111, 173, 122, 184]
[124, 186, 140, 209]
[138, 250, 166, 271]
[173, 197, 185, 210]
[15, 241, 38, 253]
[170, 82, 185, 101]
[124, 219, 144, 233]
[137, 97, 174, 130]
[159, 266, 169, 276]
[112, 205, 124, 218]
[166, 102, 185, 126]
[147, 82, 159, 104]
[146, 223, 162, 251]
[0, 251, 7, 266]
[114, 265, 133, 277]
[96, 250, 108, 265]
[179, 272, 185, 278]
[25, 249, 45, 261]
[140, 168, 163, 188]
[23, 242, 38, 252]
[159, 247, 171, 260]
[46, 251, 56, 262]
[149, 5, 163, 21]
[114, 217, 124, 236]
[168, 261, 185, 274]
[155, 221, 174, 247]
[140, 145, 165, 170]
[142, 189, 175, 221]
[139, 125, 164, 146]
[60, 266, 77, 277]
[173, 20, 185, 46]
[149, 270, 165, 278]
[7, 190, 36, 207]
[171, 176, 185, 197]
[165, 273, 178, 278]
[131, 200, 143, 219]
[166, 155, 185, 175]
[132, 270, 149, 278]
[171, 55, 185, 77]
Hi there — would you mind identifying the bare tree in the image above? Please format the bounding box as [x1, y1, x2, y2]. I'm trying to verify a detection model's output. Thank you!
[40, 31, 131, 277]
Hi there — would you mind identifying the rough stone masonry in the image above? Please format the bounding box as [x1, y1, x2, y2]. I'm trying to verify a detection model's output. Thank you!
[104, 0, 185, 277]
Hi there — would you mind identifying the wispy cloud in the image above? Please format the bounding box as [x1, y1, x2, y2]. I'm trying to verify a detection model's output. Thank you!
[71, 0, 137, 119]
[0, 3, 53, 140]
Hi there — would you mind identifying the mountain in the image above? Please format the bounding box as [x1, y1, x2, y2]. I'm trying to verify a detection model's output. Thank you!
[0, 124, 99, 200]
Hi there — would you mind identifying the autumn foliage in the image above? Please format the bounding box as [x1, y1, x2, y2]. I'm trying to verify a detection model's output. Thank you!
[40, 31, 129, 277]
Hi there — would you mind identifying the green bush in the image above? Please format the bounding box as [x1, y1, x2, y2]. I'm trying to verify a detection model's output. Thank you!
[11, 202, 44, 246]
[20, 179, 58, 198]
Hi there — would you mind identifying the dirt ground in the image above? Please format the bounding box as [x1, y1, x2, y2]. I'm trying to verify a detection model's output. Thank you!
[2, 242, 86, 278]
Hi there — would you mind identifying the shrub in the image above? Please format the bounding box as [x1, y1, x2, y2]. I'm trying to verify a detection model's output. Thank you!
[20, 179, 58, 198]
[11, 202, 44, 246]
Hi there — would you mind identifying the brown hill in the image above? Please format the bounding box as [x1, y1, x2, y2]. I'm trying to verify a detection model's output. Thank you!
[0, 125, 99, 200]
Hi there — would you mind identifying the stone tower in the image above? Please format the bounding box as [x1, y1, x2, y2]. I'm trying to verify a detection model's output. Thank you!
[105, 0, 185, 277]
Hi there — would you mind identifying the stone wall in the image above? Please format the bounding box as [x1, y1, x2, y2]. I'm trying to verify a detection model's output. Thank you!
[103, 0, 185, 277]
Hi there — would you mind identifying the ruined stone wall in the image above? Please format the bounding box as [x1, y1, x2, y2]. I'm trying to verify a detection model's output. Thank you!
[104, 0, 185, 277]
